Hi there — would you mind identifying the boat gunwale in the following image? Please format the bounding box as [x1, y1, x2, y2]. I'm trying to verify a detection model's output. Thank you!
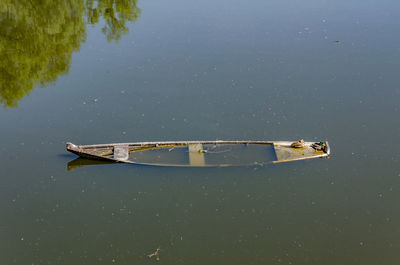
[68, 140, 306, 150]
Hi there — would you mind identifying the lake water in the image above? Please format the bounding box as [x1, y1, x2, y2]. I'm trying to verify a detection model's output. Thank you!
[1, 0, 400, 264]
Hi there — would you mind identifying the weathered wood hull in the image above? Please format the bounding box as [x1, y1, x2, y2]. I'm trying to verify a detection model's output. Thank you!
[66, 140, 330, 167]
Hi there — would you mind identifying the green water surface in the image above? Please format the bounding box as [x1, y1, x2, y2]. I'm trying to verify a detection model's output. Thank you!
[1, 0, 400, 264]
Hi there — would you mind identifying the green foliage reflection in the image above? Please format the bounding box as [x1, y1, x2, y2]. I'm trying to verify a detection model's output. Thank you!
[87, 0, 141, 41]
[0, 0, 140, 108]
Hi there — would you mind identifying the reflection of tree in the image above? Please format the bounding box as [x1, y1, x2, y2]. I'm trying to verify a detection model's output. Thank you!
[0, 0, 86, 107]
[87, 0, 141, 42]
[0, 0, 140, 108]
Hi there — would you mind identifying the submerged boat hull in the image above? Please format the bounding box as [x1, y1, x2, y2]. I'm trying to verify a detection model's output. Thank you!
[66, 140, 330, 167]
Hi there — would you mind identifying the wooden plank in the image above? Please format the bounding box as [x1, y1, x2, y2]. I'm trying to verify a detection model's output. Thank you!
[188, 144, 206, 166]
[72, 140, 277, 149]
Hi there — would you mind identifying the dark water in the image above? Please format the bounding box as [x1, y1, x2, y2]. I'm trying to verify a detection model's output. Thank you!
[1, 0, 400, 264]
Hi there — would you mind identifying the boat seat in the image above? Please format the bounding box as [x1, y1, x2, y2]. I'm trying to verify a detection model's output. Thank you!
[114, 146, 129, 161]
[188, 144, 206, 166]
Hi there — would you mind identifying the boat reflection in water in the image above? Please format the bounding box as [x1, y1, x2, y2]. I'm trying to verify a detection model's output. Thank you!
[66, 140, 330, 170]
[67, 157, 116, 171]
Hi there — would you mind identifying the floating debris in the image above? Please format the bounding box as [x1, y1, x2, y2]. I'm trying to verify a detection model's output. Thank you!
[147, 247, 160, 261]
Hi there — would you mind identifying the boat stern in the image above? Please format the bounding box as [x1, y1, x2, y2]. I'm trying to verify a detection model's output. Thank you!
[66, 142, 83, 156]
[66, 142, 78, 150]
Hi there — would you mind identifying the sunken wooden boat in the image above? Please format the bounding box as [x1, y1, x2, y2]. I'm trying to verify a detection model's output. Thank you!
[66, 140, 330, 167]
